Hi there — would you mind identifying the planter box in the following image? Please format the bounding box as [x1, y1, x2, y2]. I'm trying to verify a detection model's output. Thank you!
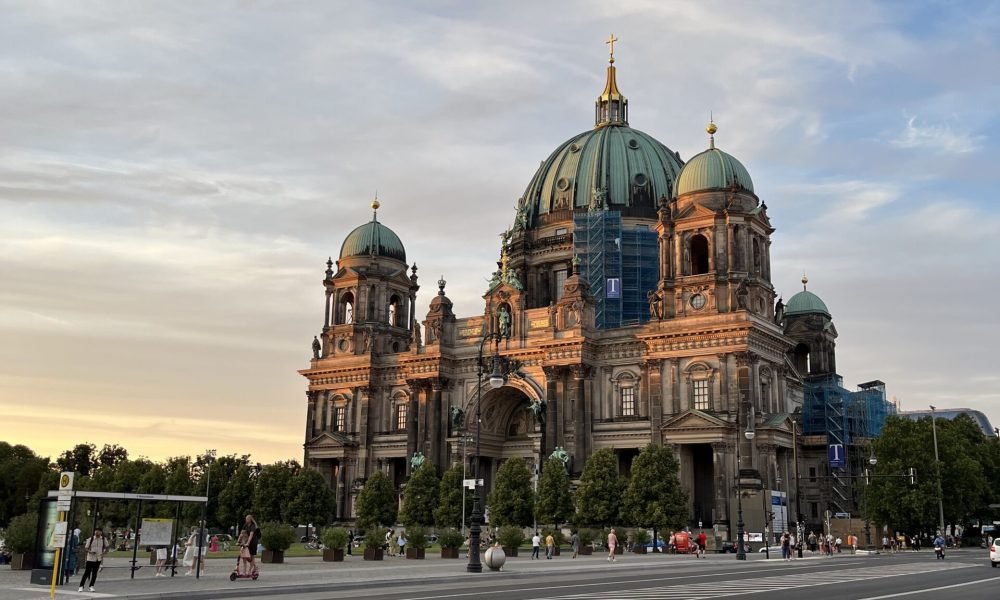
[322, 548, 345, 562]
[11, 553, 32, 570]
[615, 546, 624, 555]
[502, 546, 518, 557]
[440, 547, 460, 559]
[632, 545, 647, 554]
[579, 546, 593, 555]
[552, 547, 560, 556]
[405, 547, 425, 559]
[363, 548, 384, 561]
[261, 549, 284, 564]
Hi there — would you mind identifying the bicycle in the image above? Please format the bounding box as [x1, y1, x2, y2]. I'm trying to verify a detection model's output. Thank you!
[303, 536, 325, 551]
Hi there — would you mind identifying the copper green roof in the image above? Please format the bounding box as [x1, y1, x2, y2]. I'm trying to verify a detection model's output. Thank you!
[676, 147, 754, 197]
[339, 219, 406, 262]
[785, 290, 830, 318]
[520, 124, 683, 228]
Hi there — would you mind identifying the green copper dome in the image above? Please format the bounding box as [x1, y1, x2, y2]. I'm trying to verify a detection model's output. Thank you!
[675, 146, 754, 197]
[520, 125, 683, 228]
[339, 210, 406, 262]
[785, 290, 830, 318]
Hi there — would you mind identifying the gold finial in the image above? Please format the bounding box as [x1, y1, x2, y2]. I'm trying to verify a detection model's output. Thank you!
[801, 274, 809, 290]
[707, 113, 717, 149]
[606, 34, 618, 63]
[371, 194, 380, 220]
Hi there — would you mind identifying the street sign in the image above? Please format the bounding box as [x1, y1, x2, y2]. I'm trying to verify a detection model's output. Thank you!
[834, 512, 851, 518]
[56, 499, 71, 512]
[58, 471, 75, 492]
[828, 444, 845, 468]
[463, 478, 483, 489]
[606, 278, 621, 299]
[49, 522, 68, 548]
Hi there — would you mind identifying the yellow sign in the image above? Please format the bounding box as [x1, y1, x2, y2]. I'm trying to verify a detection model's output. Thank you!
[59, 471, 74, 492]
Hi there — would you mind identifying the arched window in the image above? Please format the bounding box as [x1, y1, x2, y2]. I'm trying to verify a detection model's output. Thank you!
[388, 294, 401, 327]
[793, 343, 810, 375]
[395, 401, 408, 432]
[686, 362, 714, 411]
[752, 237, 761, 275]
[367, 285, 376, 322]
[690, 235, 710, 275]
[338, 291, 354, 325]
[615, 372, 638, 418]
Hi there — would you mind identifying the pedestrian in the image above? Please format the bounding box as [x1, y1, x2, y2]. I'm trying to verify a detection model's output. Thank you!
[397, 530, 407, 557]
[347, 529, 353, 556]
[570, 530, 580, 559]
[63, 528, 80, 582]
[545, 532, 555, 559]
[780, 532, 790, 560]
[385, 529, 395, 557]
[531, 531, 541, 559]
[210, 534, 219, 553]
[241, 515, 261, 575]
[697, 530, 707, 558]
[154, 545, 169, 577]
[78, 527, 110, 593]
[607, 528, 618, 562]
[835, 536, 842, 553]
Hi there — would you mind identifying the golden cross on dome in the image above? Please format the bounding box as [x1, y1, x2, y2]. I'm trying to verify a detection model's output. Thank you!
[606, 34, 618, 62]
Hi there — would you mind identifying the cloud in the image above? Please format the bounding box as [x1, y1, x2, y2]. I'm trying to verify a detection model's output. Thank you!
[891, 115, 985, 154]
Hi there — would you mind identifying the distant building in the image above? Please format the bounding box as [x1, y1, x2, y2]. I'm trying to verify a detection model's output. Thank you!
[898, 408, 995, 436]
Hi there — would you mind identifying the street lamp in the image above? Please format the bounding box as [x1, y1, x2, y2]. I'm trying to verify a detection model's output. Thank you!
[735, 404, 755, 561]
[460, 434, 474, 537]
[467, 332, 506, 573]
[863, 449, 876, 550]
[792, 416, 803, 558]
[929, 406, 946, 536]
[197, 448, 216, 579]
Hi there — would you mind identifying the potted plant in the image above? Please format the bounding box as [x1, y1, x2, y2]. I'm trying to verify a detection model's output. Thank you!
[363, 527, 385, 561]
[6, 512, 36, 570]
[632, 529, 651, 554]
[496, 525, 525, 557]
[260, 522, 295, 564]
[576, 528, 594, 555]
[405, 526, 427, 559]
[438, 528, 463, 559]
[321, 527, 349, 562]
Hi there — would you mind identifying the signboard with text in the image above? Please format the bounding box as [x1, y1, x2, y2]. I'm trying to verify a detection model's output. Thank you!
[828, 444, 845, 468]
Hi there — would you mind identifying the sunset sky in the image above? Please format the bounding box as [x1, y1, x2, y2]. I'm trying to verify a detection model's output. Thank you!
[2, 1, 998, 464]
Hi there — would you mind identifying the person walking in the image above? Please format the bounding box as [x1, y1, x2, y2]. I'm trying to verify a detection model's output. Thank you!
[697, 530, 707, 558]
[531, 531, 541, 559]
[780, 531, 790, 560]
[545, 532, 555, 559]
[241, 515, 261, 575]
[78, 527, 110, 592]
[62, 528, 80, 583]
[607, 528, 618, 562]
[396, 530, 407, 557]
[570, 531, 580, 559]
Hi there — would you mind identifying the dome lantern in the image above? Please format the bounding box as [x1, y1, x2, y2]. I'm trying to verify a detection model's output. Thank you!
[675, 120, 755, 197]
[595, 34, 628, 128]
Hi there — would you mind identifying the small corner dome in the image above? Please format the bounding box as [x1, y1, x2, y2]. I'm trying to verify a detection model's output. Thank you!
[675, 147, 754, 197]
[339, 220, 406, 262]
[785, 290, 830, 318]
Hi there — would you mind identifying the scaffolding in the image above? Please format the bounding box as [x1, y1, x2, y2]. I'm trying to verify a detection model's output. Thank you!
[801, 375, 896, 514]
[573, 211, 658, 330]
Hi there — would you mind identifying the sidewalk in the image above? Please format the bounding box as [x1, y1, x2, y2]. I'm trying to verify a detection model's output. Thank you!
[0, 549, 827, 600]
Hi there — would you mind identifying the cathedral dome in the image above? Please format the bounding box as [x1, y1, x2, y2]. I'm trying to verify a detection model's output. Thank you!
[517, 52, 683, 229]
[676, 123, 753, 197]
[339, 201, 406, 262]
[785, 277, 830, 318]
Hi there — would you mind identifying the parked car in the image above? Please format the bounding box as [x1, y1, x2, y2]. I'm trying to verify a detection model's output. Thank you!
[990, 538, 1000, 568]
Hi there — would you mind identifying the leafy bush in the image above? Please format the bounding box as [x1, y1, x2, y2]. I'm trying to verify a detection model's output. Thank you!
[406, 525, 428, 549]
[259, 522, 295, 551]
[576, 528, 595, 545]
[496, 525, 525, 549]
[437, 528, 464, 549]
[364, 527, 386, 551]
[321, 527, 350, 550]
[6, 512, 37, 554]
[632, 528, 651, 544]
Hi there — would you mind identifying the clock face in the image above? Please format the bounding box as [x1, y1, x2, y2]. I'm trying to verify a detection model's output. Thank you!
[690, 293, 706, 310]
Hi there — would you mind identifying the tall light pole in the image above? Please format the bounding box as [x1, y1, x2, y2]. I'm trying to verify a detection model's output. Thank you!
[735, 399, 755, 561]
[864, 449, 876, 551]
[792, 416, 803, 558]
[460, 434, 473, 537]
[929, 406, 945, 536]
[197, 448, 216, 579]
[467, 331, 505, 573]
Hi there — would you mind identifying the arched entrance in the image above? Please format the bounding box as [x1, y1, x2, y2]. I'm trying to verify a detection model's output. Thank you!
[466, 383, 542, 502]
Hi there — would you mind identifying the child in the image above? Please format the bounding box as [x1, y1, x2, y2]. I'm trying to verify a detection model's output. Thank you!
[235, 531, 250, 576]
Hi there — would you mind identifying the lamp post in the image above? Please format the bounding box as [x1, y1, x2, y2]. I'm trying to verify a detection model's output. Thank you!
[197, 448, 216, 579]
[792, 417, 803, 558]
[864, 450, 876, 551]
[929, 406, 945, 536]
[735, 401, 755, 561]
[467, 331, 505, 573]
[460, 434, 473, 537]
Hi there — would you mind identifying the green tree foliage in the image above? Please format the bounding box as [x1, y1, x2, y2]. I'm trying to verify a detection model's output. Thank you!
[535, 458, 574, 526]
[0, 443, 49, 527]
[355, 471, 397, 530]
[399, 462, 440, 527]
[97, 444, 129, 469]
[252, 461, 299, 524]
[573, 448, 622, 527]
[488, 458, 533, 527]
[56, 443, 97, 477]
[218, 464, 256, 533]
[434, 463, 472, 529]
[285, 468, 336, 526]
[621, 444, 687, 530]
[868, 414, 993, 533]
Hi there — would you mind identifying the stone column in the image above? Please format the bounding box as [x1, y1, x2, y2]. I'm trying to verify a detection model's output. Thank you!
[648, 360, 663, 444]
[406, 380, 421, 475]
[715, 354, 727, 413]
[639, 361, 649, 419]
[712, 442, 732, 531]
[671, 359, 681, 414]
[430, 378, 446, 471]
[571, 365, 588, 473]
[305, 391, 317, 442]
[543, 366, 560, 456]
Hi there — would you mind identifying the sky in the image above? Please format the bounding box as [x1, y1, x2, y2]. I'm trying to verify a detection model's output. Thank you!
[1, 1, 998, 464]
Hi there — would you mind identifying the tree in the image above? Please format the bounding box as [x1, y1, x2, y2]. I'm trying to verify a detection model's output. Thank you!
[0, 443, 49, 527]
[621, 444, 687, 530]
[535, 458, 573, 527]
[218, 464, 256, 533]
[97, 444, 129, 469]
[399, 462, 440, 527]
[253, 461, 298, 524]
[435, 463, 472, 529]
[285, 468, 336, 526]
[56, 443, 97, 477]
[487, 458, 533, 527]
[355, 471, 397, 531]
[573, 448, 622, 527]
